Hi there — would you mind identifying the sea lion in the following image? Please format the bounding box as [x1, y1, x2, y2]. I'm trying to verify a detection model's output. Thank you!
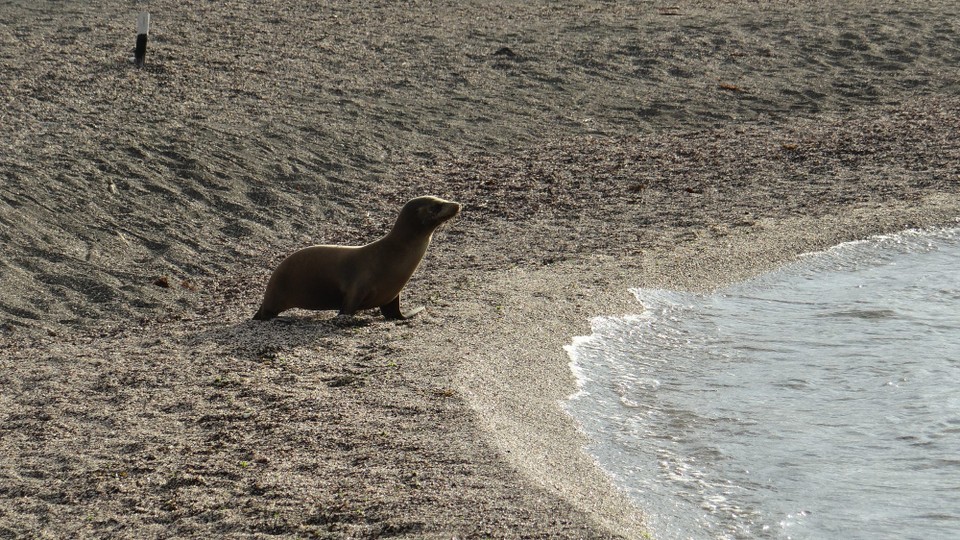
[252, 196, 460, 321]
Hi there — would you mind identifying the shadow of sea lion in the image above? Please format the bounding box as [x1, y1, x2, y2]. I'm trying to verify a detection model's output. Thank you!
[188, 312, 410, 368]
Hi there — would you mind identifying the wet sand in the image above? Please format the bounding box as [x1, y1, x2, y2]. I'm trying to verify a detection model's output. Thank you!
[2, 1, 959, 537]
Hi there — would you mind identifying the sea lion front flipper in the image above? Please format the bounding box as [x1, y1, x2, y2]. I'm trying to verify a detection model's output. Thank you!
[253, 306, 278, 321]
[380, 295, 424, 320]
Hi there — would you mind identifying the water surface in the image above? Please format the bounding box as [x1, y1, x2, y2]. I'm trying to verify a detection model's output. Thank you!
[566, 227, 960, 539]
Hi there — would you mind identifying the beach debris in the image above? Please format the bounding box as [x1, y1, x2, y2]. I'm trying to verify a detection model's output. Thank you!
[153, 276, 170, 288]
[326, 374, 363, 388]
[134, 12, 150, 67]
[658, 6, 681, 16]
[734, 212, 757, 227]
[718, 82, 746, 93]
[628, 181, 649, 193]
[433, 388, 457, 398]
[162, 473, 208, 490]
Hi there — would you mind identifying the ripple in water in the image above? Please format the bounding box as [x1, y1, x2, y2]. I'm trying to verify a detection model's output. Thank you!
[565, 227, 960, 540]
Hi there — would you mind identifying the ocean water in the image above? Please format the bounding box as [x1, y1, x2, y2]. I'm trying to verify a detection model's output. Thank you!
[565, 227, 960, 540]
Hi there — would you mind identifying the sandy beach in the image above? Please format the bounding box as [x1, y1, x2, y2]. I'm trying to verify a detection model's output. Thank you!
[2, 1, 959, 537]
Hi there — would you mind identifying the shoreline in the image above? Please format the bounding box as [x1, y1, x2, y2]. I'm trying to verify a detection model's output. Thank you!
[570, 217, 960, 537]
[434, 195, 960, 537]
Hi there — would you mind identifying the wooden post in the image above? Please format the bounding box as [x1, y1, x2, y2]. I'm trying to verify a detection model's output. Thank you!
[135, 12, 150, 67]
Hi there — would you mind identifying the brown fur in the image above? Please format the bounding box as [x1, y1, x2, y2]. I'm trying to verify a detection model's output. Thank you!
[253, 196, 460, 321]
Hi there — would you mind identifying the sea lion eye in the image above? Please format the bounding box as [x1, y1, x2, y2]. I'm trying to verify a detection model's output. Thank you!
[418, 204, 433, 224]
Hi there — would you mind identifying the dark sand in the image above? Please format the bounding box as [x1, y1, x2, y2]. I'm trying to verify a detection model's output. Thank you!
[2, 1, 959, 537]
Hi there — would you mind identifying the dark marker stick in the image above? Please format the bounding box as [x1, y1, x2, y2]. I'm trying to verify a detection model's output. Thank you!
[135, 12, 150, 67]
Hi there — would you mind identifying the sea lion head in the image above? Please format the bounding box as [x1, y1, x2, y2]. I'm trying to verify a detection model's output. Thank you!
[395, 196, 461, 233]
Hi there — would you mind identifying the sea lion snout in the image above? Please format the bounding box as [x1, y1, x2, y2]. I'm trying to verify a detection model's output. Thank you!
[436, 200, 461, 221]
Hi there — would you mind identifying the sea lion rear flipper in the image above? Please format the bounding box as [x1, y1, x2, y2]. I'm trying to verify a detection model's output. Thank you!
[380, 296, 424, 320]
